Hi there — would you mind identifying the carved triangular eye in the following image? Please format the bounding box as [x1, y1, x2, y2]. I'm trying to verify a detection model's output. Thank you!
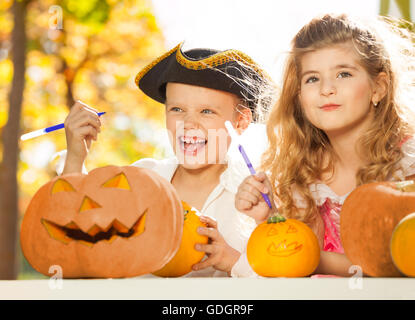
[79, 196, 102, 213]
[286, 225, 298, 234]
[52, 179, 75, 194]
[102, 173, 131, 190]
[266, 226, 278, 237]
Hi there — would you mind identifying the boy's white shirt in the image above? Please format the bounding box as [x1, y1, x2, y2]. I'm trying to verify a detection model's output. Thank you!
[54, 123, 267, 278]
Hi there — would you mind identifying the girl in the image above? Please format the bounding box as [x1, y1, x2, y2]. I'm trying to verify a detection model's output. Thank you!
[233, 14, 415, 277]
[60, 43, 273, 277]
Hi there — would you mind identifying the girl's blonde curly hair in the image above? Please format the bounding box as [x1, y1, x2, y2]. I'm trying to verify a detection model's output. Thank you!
[260, 13, 415, 226]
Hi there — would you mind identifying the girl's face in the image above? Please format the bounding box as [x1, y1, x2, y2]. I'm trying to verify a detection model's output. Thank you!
[165, 82, 250, 170]
[298, 42, 379, 136]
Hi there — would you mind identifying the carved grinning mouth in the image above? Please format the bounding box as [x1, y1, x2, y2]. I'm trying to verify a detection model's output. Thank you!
[267, 240, 303, 257]
[41, 211, 147, 247]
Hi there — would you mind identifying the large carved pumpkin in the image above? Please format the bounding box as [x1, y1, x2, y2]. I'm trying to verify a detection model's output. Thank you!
[20, 165, 183, 278]
[152, 201, 208, 277]
[247, 215, 320, 277]
[340, 181, 415, 277]
[390, 212, 415, 277]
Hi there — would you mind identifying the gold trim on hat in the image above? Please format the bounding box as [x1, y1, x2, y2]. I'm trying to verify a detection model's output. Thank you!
[135, 42, 269, 88]
[176, 45, 264, 77]
[135, 43, 182, 87]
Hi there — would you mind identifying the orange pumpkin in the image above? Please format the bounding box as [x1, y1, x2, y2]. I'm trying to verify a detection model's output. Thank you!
[390, 212, 415, 277]
[152, 201, 208, 277]
[247, 215, 320, 277]
[341, 181, 415, 277]
[20, 165, 183, 278]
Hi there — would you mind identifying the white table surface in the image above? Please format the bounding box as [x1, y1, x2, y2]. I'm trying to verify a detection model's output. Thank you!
[0, 278, 414, 300]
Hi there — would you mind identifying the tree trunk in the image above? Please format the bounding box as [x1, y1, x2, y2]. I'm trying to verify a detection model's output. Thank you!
[60, 33, 92, 110]
[62, 58, 76, 108]
[0, 0, 29, 280]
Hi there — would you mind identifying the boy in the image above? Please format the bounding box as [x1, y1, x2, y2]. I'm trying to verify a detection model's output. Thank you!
[61, 42, 271, 277]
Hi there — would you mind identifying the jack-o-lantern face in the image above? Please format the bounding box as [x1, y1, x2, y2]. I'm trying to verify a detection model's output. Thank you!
[41, 172, 147, 247]
[20, 166, 183, 278]
[247, 215, 320, 277]
[265, 224, 304, 258]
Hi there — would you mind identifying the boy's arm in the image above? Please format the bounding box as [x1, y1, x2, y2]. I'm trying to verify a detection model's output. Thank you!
[54, 150, 88, 176]
[62, 151, 87, 175]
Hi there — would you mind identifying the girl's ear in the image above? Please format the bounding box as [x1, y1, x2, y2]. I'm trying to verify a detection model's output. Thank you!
[372, 72, 389, 106]
[235, 104, 252, 134]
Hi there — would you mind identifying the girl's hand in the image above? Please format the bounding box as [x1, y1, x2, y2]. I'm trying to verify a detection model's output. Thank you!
[192, 216, 241, 275]
[235, 172, 275, 224]
[63, 101, 102, 174]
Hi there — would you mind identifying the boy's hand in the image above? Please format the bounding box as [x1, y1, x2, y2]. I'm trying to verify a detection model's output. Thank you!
[63, 101, 101, 174]
[192, 216, 240, 275]
[235, 172, 275, 224]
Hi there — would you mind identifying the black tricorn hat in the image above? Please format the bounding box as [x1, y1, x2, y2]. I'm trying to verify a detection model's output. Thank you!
[135, 43, 269, 117]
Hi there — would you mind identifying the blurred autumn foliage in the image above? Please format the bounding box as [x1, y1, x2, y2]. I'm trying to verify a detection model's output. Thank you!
[0, 0, 170, 279]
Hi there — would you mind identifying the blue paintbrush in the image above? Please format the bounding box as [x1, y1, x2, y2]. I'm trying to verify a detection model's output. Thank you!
[20, 112, 106, 141]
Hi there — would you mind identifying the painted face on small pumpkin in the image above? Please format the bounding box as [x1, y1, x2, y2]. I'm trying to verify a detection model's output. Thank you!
[247, 217, 320, 277]
[265, 223, 304, 258]
[20, 166, 183, 279]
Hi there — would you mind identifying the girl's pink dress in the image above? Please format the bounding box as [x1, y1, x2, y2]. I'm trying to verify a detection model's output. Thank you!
[309, 188, 349, 278]
[320, 198, 344, 254]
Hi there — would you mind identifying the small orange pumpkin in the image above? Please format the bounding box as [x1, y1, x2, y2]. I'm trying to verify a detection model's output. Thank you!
[152, 201, 208, 277]
[390, 212, 415, 277]
[247, 215, 320, 277]
[341, 181, 415, 277]
[20, 165, 183, 278]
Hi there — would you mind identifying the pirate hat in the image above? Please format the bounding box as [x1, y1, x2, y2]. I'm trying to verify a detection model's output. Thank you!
[135, 43, 269, 114]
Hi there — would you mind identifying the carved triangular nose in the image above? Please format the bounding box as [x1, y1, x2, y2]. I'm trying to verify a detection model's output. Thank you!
[102, 173, 131, 190]
[79, 196, 101, 213]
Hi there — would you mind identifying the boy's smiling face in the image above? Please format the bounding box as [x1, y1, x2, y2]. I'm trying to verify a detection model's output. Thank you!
[165, 82, 251, 170]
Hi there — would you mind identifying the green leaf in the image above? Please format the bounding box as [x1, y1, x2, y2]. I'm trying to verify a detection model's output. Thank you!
[380, 0, 390, 16]
[380, 0, 412, 21]
[395, 0, 411, 21]
[62, 0, 110, 25]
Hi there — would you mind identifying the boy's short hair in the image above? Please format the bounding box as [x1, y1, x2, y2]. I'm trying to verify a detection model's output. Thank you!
[135, 43, 271, 122]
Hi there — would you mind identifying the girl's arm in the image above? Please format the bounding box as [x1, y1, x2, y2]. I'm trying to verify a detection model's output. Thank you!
[313, 251, 353, 277]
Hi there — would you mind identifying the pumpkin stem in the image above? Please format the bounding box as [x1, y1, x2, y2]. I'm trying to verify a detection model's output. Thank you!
[267, 214, 286, 224]
[395, 181, 415, 192]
